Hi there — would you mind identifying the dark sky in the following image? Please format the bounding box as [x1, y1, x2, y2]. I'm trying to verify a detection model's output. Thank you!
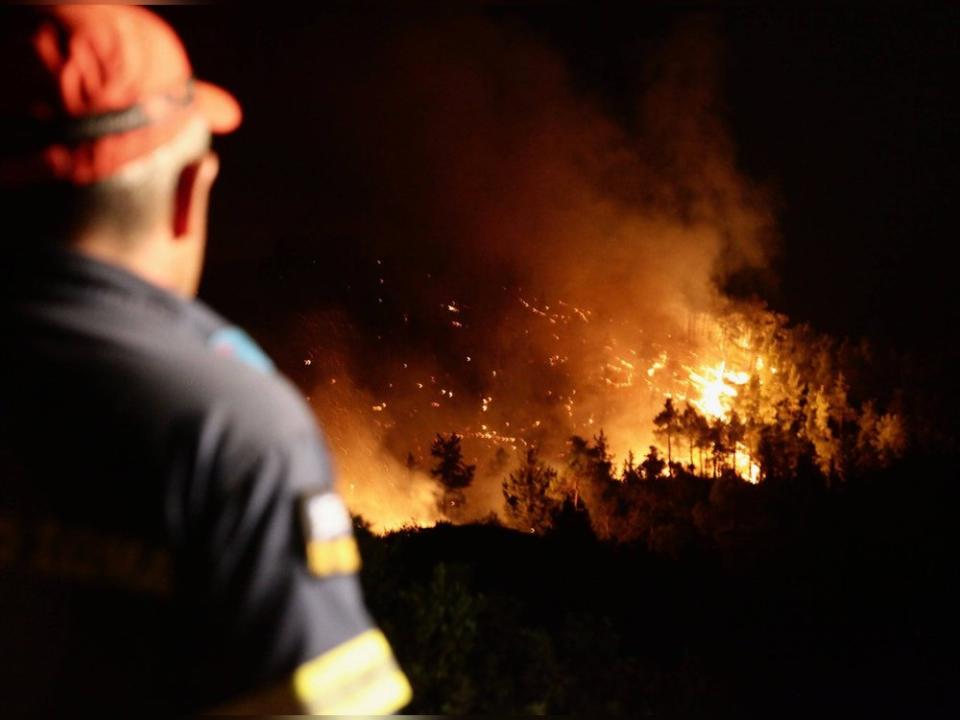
[161, 5, 958, 355]
[516, 6, 959, 348]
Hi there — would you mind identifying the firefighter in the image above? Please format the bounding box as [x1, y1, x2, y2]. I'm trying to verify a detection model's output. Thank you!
[0, 6, 411, 714]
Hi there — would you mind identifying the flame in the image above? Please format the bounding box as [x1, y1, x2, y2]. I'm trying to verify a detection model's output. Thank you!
[687, 361, 750, 420]
[306, 291, 828, 533]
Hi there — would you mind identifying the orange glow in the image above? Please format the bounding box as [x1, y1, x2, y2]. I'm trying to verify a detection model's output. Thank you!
[308, 294, 859, 534]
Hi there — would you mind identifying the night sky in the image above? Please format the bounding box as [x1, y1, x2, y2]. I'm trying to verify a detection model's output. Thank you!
[161, 4, 958, 356]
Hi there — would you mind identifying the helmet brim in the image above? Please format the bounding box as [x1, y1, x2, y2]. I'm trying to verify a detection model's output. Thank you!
[195, 80, 242, 135]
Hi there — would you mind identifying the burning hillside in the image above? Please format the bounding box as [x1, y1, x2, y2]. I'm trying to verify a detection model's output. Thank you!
[303, 293, 905, 535]
[268, 16, 906, 534]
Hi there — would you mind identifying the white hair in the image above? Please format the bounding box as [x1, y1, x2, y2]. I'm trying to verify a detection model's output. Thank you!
[82, 116, 213, 241]
[107, 116, 212, 188]
[3, 116, 214, 246]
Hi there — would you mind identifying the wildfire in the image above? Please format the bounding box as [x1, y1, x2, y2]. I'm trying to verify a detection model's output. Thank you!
[306, 269, 900, 533]
[686, 361, 749, 420]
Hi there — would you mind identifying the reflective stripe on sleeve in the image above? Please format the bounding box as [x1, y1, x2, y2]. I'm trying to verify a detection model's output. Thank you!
[208, 628, 412, 716]
[294, 628, 412, 715]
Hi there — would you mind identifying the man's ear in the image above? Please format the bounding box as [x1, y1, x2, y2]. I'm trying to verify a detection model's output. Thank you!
[172, 151, 220, 239]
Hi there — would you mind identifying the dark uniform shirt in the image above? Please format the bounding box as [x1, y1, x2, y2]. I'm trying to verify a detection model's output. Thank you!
[0, 248, 410, 714]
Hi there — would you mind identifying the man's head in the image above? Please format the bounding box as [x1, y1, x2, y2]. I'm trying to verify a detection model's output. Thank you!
[0, 6, 241, 297]
[47, 117, 218, 297]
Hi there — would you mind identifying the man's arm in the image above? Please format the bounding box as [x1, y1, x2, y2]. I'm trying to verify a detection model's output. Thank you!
[180, 424, 411, 714]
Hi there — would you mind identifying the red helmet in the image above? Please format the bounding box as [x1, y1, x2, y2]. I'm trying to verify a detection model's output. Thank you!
[0, 5, 241, 186]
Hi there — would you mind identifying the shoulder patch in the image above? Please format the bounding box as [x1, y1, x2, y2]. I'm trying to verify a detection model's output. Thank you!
[298, 491, 360, 577]
[208, 326, 276, 374]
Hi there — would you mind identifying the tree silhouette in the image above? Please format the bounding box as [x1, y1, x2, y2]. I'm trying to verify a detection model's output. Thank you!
[620, 450, 641, 485]
[693, 412, 711, 477]
[640, 446, 665, 480]
[680, 403, 705, 471]
[756, 424, 790, 482]
[727, 411, 746, 475]
[709, 417, 728, 478]
[502, 447, 562, 533]
[566, 432, 613, 507]
[566, 431, 616, 537]
[430, 433, 476, 520]
[653, 398, 680, 468]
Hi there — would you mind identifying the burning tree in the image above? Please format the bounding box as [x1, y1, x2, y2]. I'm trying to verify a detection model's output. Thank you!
[430, 433, 476, 521]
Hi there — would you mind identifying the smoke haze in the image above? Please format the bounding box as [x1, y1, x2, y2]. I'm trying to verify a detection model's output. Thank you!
[278, 13, 779, 528]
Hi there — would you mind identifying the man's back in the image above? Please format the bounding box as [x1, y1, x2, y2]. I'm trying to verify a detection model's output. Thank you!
[0, 248, 406, 713]
[0, 7, 409, 712]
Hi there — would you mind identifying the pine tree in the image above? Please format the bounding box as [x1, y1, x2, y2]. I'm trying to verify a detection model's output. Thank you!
[566, 431, 616, 537]
[709, 417, 728, 478]
[680, 403, 704, 471]
[653, 398, 680, 468]
[640, 446, 666, 480]
[430, 433, 476, 520]
[693, 412, 711, 477]
[621, 450, 641, 485]
[502, 447, 562, 533]
[727, 410, 746, 476]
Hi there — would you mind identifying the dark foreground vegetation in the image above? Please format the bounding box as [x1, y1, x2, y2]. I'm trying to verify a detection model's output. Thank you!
[357, 452, 959, 717]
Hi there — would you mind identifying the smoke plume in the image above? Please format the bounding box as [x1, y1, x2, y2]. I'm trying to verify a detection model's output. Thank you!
[283, 13, 777, 529]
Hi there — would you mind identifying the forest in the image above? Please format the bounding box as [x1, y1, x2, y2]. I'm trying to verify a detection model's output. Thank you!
[355, 386, 957, 715]
[203, 252, 959, 715]
[201, 245, 959, 715]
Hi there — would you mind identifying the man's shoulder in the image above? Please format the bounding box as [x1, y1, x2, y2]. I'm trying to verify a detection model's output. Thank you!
[144, 332, 318, 453]
[3, 256, 326, 480]
[122, 329, 335, 496]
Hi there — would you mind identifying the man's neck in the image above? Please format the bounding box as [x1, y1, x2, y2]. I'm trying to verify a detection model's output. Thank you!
[70, 233, 188, 298]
